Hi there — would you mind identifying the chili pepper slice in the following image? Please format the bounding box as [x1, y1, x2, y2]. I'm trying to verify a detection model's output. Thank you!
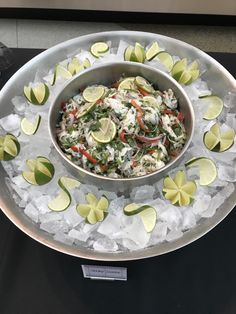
[120, 130, 126, 143]
[162, 109, 176, 115]
[138, 88, 150, 96]
[177, 112, 184, 122]
[130, 99, 150, 132]
[70, 146, 97, 164]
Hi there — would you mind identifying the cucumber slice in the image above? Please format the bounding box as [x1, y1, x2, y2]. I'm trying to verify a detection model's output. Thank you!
[21, 114, 41, 135]
[90, 42, 109, 58]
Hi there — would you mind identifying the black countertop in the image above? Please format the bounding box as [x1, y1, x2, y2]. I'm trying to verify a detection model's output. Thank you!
[0, 49, 236, 314]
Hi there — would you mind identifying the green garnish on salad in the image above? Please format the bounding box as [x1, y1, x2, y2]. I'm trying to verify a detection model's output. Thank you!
[56, 76, 187, 178]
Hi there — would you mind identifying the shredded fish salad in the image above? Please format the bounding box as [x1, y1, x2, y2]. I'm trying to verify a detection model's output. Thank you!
[56, 76, 187, 178]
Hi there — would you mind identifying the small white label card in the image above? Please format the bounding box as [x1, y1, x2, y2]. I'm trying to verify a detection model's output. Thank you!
[81, 265, 127, 281]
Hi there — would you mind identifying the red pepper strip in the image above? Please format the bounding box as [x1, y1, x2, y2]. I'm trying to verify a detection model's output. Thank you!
[70, 146, 97, 164]
[136, 134, 162, 143]
[147, 149, 156, 154]
[138, 88, 150, 96]
[177, 112, 184, 122]
[130, 99, 150, 133]
[162, 109, 176, 115]
[120, 130, 126, 143]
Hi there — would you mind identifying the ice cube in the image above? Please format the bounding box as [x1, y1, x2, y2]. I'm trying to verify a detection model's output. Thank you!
[68, 228, 90, 242]
[33, 195, 51, 214]
[24, 203, 39, 223]
[218, 162, 236, 182]
[224, 91, 236, 109]
[11, 175, 29, 189]
[130, 185, 155, 202]
[166, 230, 183, 242]
[97, 213, 122, 237]
[182, 210, 196, 230]
[63, 205, 83, 228]
[54, 232, 74, 245]
[149, 222, 168, 245]
[12, 96, 28, 113]
[40, 220, 69, 234]
[159, 206, 182, 230]
[39, 212, 62, 223]
[192, 193, 211, 214]
[0, 114, 21, 132]
[93, 237, 118, 252]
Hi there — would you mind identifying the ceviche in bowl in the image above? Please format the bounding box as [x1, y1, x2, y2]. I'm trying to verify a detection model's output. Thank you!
[49, 62, 194, 191]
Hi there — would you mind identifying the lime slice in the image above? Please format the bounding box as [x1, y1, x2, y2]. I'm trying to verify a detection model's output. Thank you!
[23, 86, 33, 103]
[77, 102, 96, 118]
[91, 118, 116, 143]
[118, 77, 136, 90]
[201, 95, 224, 120]
[134, 42, 145, 63]
[203, 123, 235, 152]
[83, 58, 91, 69]
[76, 193, 109, 224]
[123, 203, 157, 232]
[135, 76, 154, 93]
[185, 157, 217, 186]
[90, 42, 109, 58]
[124, 46, 134, 61]
[21, 115, 41, 135]
[0, 134, 20, 161]
[82, 86, 105, 103]
[142, 96, 160, 108]
[163, 170, 197, 206]
[146, 41, 159, 61]
[26, 159, 37, 171]
[48, 190, 71, 212]
[154, 51, 174, 72]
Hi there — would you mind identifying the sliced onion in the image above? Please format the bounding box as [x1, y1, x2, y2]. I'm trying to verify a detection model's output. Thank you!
[136, 134, 163, 143]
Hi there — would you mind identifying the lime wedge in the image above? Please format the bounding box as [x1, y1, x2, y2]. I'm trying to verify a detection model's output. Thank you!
[76, 193, 109, 224]
[21, 114, 41, 135]
[178, 70, 192, 85]
[123, 203, 157, 232]
[154, 51, 174, 72]
[135, 76, 154, 93]
[201, 95, 224, 120]
[118, 77, 136, 90]
[124, 46, 134, 61]
[83, 58, 91, 69]
[91, 118, 116, 143]
[203, 123, 235, 152]
[51, 64, 72, 85]
[134, 42, 145, 63]
[139, 206, 157, 233]
[146, 41, 159, 61]
[163, 170, 197, 206]
[24, 83, 49, 105]
[22, 171, 37, 185]
[22, 156, 54, 185]
[48, 190, 71, 212]
[67, 58, 84, 75]
[171, 58, 188, 80]
[0, 134, 20, 161]
[77, 102, 96, 118]
[82, 86, 105, 103]
[58, 176, 80, 191]
[90, 42, 109, 58]
[185, 157, 217, 186]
